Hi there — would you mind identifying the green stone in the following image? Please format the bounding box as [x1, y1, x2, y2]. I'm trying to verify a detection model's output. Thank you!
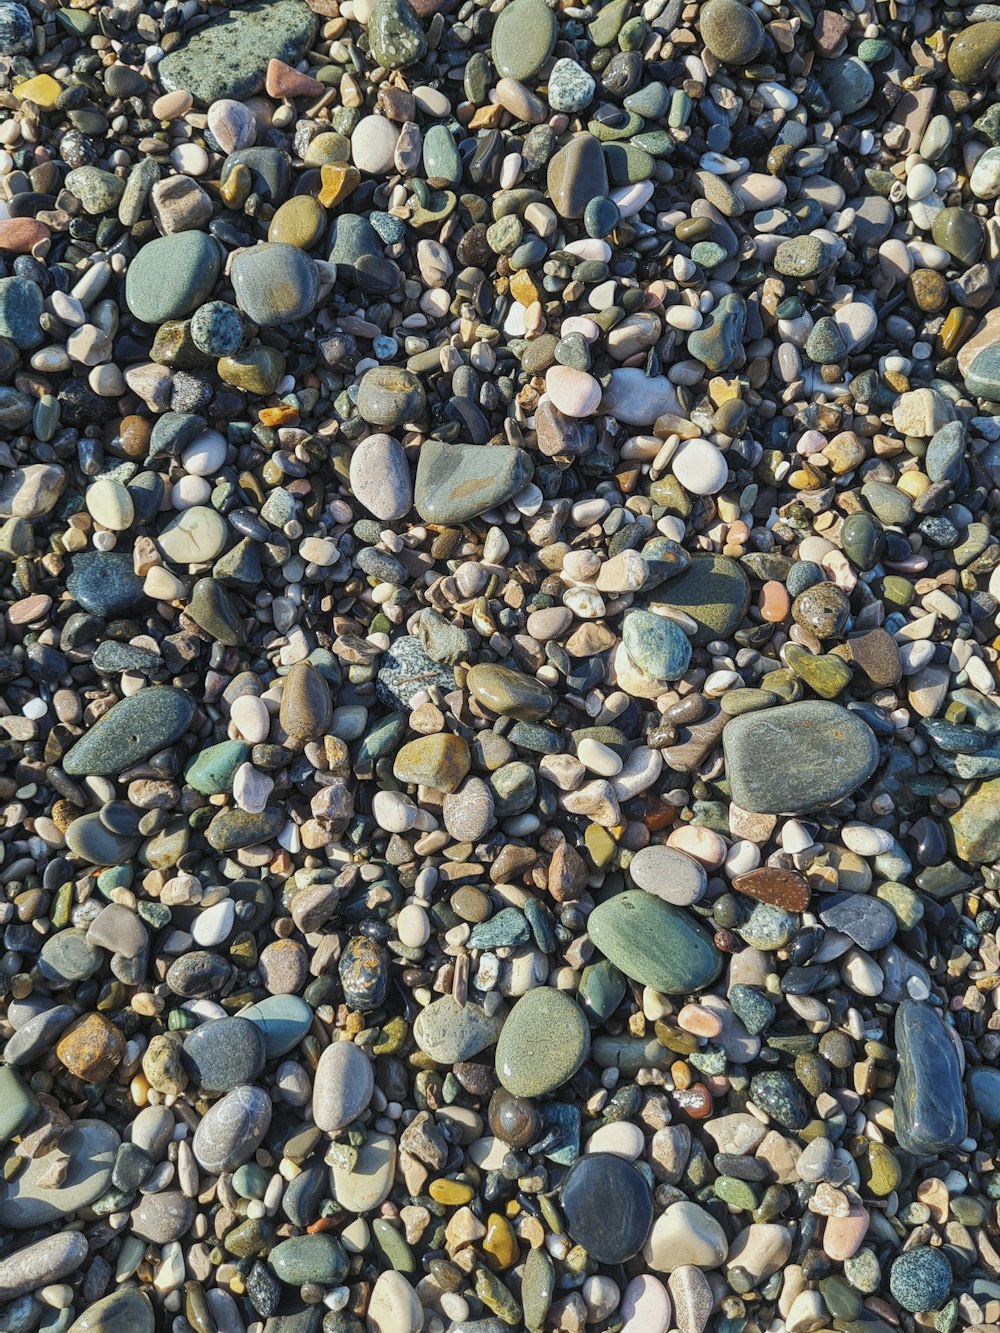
[66, 1291, 155, 1333]
[699, 0, 764, 62]
[577, 958, 626, 1023]
[184, 741, 249, 795]
[491, 0, 557, 79]
[587, 890, 722, 994]
[63, 688, 196, 777]
[466, 663, 554, 721]
[656, 552, 750, 646]
[948, 20, 1000, 84]
[784, 644, 852, 699]
[125, 232, 222, 324]
[0, 1067, 37, 1142]
[840, 511, 884, 570]
[587, 0, 629, 45]
[269, 1235, 348, 1286]
[930, 207, 985, 268]
[496, 988, 591, 1097]
[723, 701, 879, 814]
[714, 1175, 759, 1210]
[158, 0, 318, 105]
[414, 441, 533, 523]
[206, 807, 284, 852]
[367, 0, 426, 68]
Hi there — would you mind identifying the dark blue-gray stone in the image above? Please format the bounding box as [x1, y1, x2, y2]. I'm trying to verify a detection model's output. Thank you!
[817, 892, 896, 951]
[560, 1154, 652, 1263]
[926, 420, 965, 484]
[182, 1017, 266, 1093]
[893, 1000, 967, 1156]
[0, 277, 43, 348]
[66, 551, 145, 618]
[0, 2, 33, 53]
[968, 1066, 1000, 1125]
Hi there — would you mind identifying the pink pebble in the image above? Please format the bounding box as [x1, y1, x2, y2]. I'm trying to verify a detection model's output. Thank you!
[822, 1203, 870, 1261]
[666, 825, 727, 868]
[546, 365, 602, 418]
[560, 315, 601, 342]
[621, 1275, 671, 1333]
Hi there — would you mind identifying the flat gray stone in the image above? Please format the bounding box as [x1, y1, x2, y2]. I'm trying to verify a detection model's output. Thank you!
[0, 1120, 119, 1227]
[157, 0, 318, 105]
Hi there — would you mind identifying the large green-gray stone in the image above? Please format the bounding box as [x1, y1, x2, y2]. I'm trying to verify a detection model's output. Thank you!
[496, 988, 590, 1096]
[414, 441, 533, 523]
[125, 232, 221, 324]
[655, 552, 750, 646]
[722, 701, 879, 814]
[62, 688, 196, 777]
[157, 0, 318, 105]
[269, 1235, 349, 1286]
[587, 890, 722, 994]
[491, 0, 556, 80]
[66, 1291, 155, 1333]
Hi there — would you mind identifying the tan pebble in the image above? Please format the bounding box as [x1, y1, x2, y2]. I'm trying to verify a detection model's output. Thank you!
[151, 89, 193, 119]
[676, 1004, 723, 1039]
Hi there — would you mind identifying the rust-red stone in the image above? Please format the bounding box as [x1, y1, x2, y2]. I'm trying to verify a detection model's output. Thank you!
[731, 867, 809, 911]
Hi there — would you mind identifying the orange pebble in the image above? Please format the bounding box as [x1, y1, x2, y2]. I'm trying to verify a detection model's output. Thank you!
[673, 1082, 713, 1119]
[759, 580, 791, 622]
[259, 404, 299, 427]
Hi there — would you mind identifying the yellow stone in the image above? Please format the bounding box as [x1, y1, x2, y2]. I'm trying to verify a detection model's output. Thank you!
[483, 1213, 519, 1271]
[429, 1179, 475, 1206]
[269, 196, 326, 248]
[707, 376, 740, 405]
[510, 270, 540, 306]
[13, 74, 62, 108]
[220, 163, 252, 210]
[896, 470, 929, 498]
[318, 163, 360, 209]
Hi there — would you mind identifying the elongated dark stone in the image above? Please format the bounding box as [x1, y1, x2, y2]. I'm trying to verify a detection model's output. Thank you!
[893, 1000, 967, 1156]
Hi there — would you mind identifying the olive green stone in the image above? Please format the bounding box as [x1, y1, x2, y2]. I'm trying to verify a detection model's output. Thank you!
[67, 1291, 155, 1333]
[392, 733, 471, 793]
[467, 663, 554, 721]
[491, 0, 556, 80]
[840, 511, 884, 571]
[496, 988, 590, 1097]
[587, 890, 722, 994]
[948, 21, 1000, 84]
[268, 196, 326, 249]
[699, 0, 764, 63]
[930, 207, 985, 268]
[784, 644, 853, 699]
[656, 552, 750, 646]
[859, 1141, 900, 1197]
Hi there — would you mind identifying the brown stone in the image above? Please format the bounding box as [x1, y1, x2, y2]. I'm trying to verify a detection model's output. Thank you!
[731, 867, 809, 911]
[265, 58, 325, 98]
[0, 218, 50, 253]
[841, 628, 902, 686]
[55, 1013, 125, 1081]
[547, 840, 587, 901]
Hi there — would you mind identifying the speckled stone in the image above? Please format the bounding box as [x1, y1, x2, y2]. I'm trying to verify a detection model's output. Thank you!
[496, 988, 590, 1096]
